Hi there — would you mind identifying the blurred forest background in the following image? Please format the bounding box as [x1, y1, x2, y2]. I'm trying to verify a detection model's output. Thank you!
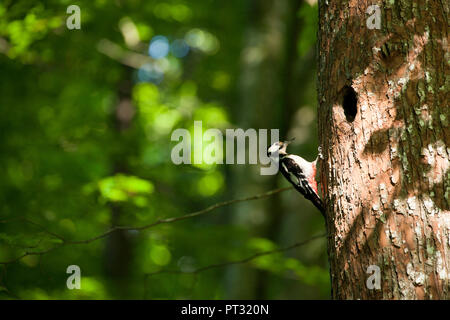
[0, 0, 329, 299]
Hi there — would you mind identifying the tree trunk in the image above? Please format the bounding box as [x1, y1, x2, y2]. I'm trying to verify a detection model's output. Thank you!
[226, 0, 300, 299]
[317, 0, 449, 299]
[103, 76, 135, 298]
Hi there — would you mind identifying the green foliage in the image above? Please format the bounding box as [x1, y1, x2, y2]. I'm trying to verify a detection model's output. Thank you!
[0, 0, 327, 300]
[95, 174, 154, 206]
[248, 237, 329, 287]
[297, 3, 319, 57]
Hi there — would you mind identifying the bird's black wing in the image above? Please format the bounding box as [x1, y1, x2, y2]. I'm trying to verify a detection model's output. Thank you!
[279, 156, 324, 216]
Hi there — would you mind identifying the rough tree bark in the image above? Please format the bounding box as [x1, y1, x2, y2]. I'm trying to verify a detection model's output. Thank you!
[317, 0, 449, 299]
[227, 0, 301, 299]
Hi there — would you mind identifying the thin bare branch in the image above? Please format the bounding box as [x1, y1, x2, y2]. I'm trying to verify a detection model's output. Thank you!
[0, 187, 293, 264]
[145, 233, 327, 277]
[97, 38, 153, 69]
[68, 186, 293, 244]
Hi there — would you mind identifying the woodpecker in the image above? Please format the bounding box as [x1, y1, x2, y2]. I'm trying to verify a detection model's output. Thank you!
[268, 140, 325, 216]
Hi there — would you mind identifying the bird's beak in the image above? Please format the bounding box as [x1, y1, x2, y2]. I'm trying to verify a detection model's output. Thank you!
[284, 137, 295, 145]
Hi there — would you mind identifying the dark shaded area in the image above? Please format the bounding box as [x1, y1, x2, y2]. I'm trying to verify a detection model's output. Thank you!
[363, 129, 389, 155]
[342, 86, 357, 122]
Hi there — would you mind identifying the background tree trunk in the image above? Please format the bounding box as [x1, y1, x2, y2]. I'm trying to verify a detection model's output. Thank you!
[226, 0, 296, 299]
[317, 0, 449, 299]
